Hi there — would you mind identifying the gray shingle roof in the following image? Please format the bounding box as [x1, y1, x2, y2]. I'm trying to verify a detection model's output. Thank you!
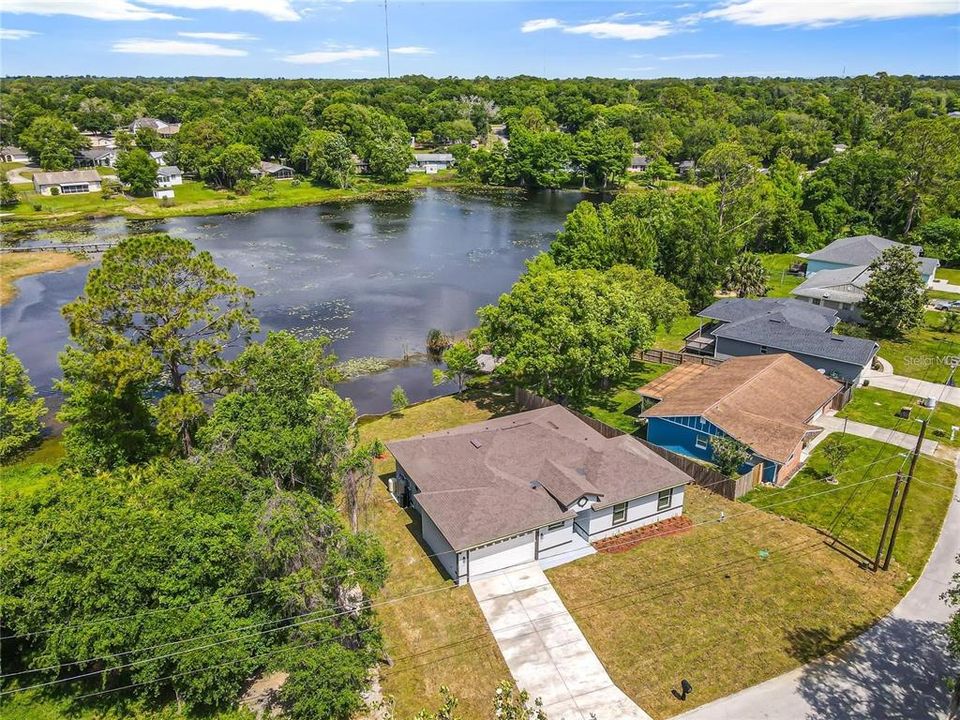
[700, 297, 838, 331]
[712, 316, 878, 366]
[805, 235, 939, 277]
[387, 406, 691, 551]
[792, 266, 871, 304]
[156, 165, 181, 177]
[33, 170, 101, 185]
[414, 153, 454, 162]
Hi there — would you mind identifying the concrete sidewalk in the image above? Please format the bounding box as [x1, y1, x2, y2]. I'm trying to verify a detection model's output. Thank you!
[814, 414, 939, 456]
[676, 459, 960, 720]
[863, 372, 960, 408]
[471, 563, 652, 720]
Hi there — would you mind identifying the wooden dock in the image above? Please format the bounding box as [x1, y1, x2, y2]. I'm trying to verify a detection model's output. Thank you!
[0, 242, 117, 254]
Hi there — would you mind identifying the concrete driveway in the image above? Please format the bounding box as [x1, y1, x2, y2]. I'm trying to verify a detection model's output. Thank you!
[676, 459, 960, 720]
[471, 563, 652, 720]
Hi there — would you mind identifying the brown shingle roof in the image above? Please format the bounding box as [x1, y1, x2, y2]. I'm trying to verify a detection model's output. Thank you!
[387, 406, 691, 551]
[641, 355, 840, 463]
[638, 363, 710, 401]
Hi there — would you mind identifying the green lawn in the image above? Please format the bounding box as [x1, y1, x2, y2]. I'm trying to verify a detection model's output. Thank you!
[548, 485, 907, 719]
[926, 288, 960, 301]
[761, 253, 805, 298]
[654, 314, 702, 351]
[0, 438, 64, 498]
[837, 385, 960, 446]
[869, 310, 960, 383]
[358, 389, 518, 720]
[578, 361, 673, 432]
[935, 268, 960, 285]
[742, 435, 955, 583]
[1, 161, 27, 172]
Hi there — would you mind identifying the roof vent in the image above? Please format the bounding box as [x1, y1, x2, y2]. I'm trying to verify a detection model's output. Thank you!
[529, 481, 541, 490]
[547, 420, 559, 429]
[470, 439, 482, 449]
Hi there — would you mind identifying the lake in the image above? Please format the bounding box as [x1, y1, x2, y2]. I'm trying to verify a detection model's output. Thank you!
[1, 188, 583, 414]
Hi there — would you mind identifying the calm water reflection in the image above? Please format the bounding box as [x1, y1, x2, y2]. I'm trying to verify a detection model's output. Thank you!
[2, 188, 582, 414]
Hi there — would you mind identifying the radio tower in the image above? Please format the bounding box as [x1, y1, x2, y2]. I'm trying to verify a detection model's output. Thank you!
[383, 0, 392, 78]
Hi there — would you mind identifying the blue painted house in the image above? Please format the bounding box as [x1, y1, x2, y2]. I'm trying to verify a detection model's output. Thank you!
[801, 234, 939, 284]
[641, 354, 841, 485]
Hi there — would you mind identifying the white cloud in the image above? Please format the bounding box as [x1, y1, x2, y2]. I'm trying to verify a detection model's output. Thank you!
[659, 52, 722, 60]
[563, 21, 675, 41]
[701, 0, 959, 27]
[521, 18, 563, 33]
[282, 47, 379, 64]
[178, 31, 256, 40]
[391, 46, 434, 55]
[112, 38, 248, 55]
[2, 0, 178, 21]
[0, 28, 38, 40]
[2, 0, 299, 22]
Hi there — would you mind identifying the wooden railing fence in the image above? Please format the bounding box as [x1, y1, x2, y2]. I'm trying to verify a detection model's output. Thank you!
[637, 348, 723, 368]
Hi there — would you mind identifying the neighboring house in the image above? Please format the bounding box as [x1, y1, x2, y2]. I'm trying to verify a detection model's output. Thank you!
[676, 159, 695, 175]
[153, 187, 175, 200]
[251, 161, 294, 179]
[387, 405, 691, 584]
[77, 148, 118, 168]
[791, 265, 872, 323]
[33, 170, 102, 195]
[1, 146, 29, 163]
[129, 117, 181, 136]
[82, 133, 115, 148]
[149, 151, 167, 165]
[628, 155, 650, 173]
[683, 297, 879, 384]
[156, 166, 183, 187]
[642, 354, 841, 485]
[408, 153, 455, 174]
[351, 154, 369, 175]
[800, 234, 939, 284]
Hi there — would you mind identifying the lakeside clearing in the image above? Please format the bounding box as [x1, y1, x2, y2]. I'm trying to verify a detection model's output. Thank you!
[0, 251, 88, 305]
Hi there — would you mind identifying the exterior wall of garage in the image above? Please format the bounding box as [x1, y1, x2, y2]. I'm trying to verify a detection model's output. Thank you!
[582, 485, 686, 541]
[419, 509, 461, 582]
[466, 532, 536, 582]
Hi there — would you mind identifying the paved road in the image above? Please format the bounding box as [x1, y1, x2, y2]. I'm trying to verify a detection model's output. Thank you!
[931, 279, 960, 295]
[815, 414, 939, 456]
[471, 563, 652, 720]
[6, 165, 33, 184]
[677, 459, 960, 720]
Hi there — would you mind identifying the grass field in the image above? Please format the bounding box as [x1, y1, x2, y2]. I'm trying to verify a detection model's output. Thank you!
[761, 253, 805, 298]
[0, 251, 89, 305]
[578, 360, 672, 432]
[357, 389, 519, 719]
[926, 288, 960, 301]
[837, 385, 960, 447]
[742, 435, 955, 582]
[548, 485, 908, 719]
[870, 310, 960, 383]
[935, 268, 960, 285]
[0, 437, 65, 498]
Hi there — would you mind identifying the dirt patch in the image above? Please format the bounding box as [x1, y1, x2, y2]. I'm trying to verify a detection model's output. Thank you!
[239, 670, 288, 718]
[592, 515, 693, 553]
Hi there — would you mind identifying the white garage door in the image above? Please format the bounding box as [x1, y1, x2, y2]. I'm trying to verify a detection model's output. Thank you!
[468, 532, 536, 580]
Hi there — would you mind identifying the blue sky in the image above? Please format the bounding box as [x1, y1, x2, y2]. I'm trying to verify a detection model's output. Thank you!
[1, 1, 958, 78]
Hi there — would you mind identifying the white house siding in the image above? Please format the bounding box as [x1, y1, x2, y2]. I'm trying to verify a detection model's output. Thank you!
[36, 180, 102, 196]
[584, 486, 686, 541]
[419, 510, 461, 582]
[537, 519, 576, 553]
[467, 532, 536, 581]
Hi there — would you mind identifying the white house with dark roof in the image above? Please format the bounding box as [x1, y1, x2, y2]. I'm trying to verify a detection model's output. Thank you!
[33, 170, 102, 196]
[156, 166, 183, 187]
[387, 405, 691, 584]
[684, 297, 878, 384]
[77, 147, 118, 168]
[628, 155, 650, 173]
[251, 161, 294, 179]
[408, 153, 455, 174]
[1, 146, 29, 164]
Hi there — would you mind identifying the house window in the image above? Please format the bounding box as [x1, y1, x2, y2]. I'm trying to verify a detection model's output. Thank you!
[612, 502, 628, 525]
[760, 345, 768, 354]
[657, 488, 673, 511]
[695, 434, 709, 450]
[812, 298, 821, 306]
[547, 521, 565, 531]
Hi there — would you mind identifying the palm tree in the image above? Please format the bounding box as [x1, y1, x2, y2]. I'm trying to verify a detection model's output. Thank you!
[724, 252, 769, 298]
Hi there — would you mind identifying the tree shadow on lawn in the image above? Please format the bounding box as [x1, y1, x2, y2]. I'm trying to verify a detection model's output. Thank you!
[788, 617, 957, 719]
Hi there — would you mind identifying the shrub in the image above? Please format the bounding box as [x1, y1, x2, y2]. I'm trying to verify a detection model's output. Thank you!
[426, 328, 451, 354]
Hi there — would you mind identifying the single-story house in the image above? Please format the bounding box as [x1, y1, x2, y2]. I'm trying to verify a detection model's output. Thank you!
[676, 159, 695, 175]
[800, 235, 939, 284]
[32, 170, 102, 196]
[77, 148, 118, 168]
[387, 405, 691, 584]
[156, 166, 183, 187]
[82, 133, 115, 148]
[791, 265, 872, 323]
[251, 161, 294, 180]
[628, 155, 650, 173]
[153, 187, 175, 200]
[129, 117, 180, 136]
[642, 354, 841, 485]
[1, 146, 29, 164]
[408, 153, 455, 174]
[149, 151, 167, 165]
[683, 297, 879, 384]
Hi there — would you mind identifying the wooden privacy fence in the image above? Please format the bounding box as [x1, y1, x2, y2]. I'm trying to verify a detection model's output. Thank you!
[514, 387, 754, 499]
[637, 348, 723, 368]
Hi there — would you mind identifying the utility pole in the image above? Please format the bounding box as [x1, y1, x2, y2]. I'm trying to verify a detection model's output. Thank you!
[383, 0, 391, 79]
[882, 418, 927, 570]
[874, 470, 902, 571]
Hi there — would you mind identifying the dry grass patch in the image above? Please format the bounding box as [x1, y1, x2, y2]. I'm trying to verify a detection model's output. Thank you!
[0, 251, 88, 305]
[356, 390, 518, 719]
[547, 486, 908, 719]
